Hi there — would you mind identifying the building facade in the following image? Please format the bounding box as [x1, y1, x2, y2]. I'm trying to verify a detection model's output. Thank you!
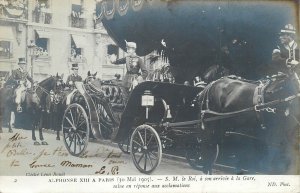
[0, 0, 126, 82]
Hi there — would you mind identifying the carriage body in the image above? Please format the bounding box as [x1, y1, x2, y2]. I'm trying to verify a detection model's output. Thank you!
[61, 80, 211, 173]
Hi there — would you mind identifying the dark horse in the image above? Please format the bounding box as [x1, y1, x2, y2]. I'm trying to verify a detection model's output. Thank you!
[202, 64, 230, 83]
[0, 78, 19, 133]
[197, 70, 300, 174]
[16, 74, 64, 145]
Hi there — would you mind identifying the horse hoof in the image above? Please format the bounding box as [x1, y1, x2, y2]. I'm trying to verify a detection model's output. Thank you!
[34, 141, 40, 145]
[41, 141, 48, 145]
[9, 129, 13, 133]
[0, 129, 3, 133]
[56, 137, 60, 141]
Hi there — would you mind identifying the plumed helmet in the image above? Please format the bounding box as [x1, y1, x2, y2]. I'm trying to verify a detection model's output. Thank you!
[126, 41, 137, 49]
[280, 24, 296, 35]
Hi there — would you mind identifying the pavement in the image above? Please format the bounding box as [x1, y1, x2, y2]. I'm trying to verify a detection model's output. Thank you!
[0, 127, 222, 176]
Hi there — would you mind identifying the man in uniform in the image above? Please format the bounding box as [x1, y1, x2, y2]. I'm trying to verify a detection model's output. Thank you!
[65, 63, 83, 105]
[8, 58, 34, 112]
[110, 41, 148, 102]
[272, 24, 299, 74]
[66, 63, 82, 89]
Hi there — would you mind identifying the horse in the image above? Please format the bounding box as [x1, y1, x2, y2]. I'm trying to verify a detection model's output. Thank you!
[202, 64, 230, 83]
[196, 70, 300, 174]
[0, 77, 20, 133]
[16, 74, 64, 145]
[45, 74, 65, 140]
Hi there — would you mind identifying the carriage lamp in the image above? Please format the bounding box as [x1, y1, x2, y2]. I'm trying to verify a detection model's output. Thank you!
[141, 90, 154, 119]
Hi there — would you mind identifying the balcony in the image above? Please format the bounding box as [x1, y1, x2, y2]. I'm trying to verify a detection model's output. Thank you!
[69, 15, 86, 28]
[0, 0, 27, 20]
[32, 9, 52, 24]
[68, 55, 86, 63]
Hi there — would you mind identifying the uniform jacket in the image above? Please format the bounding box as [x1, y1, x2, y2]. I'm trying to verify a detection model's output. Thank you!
[272, 42, 299, 74]
[66, 73, 82, 87]
[11, 68, 34, 84]
[114, 56, 148, 88]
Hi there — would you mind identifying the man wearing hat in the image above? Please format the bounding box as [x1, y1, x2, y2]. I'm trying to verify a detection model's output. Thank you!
[272, 24, 299, 74]
[6, 58, 34, 113]
[66, 63, 82, 88]
[110, 41, 148, 102]
[10, 57, 34, 85]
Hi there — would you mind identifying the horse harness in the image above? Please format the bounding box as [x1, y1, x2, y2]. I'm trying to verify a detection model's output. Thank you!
[198, 76, 300, 125]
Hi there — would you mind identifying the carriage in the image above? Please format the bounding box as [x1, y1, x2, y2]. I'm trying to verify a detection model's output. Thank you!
[61, 80, 224, 173]
[62, 68, 300, 174]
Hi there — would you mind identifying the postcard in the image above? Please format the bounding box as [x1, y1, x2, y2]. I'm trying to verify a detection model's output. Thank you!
[0, 0, 299, 192]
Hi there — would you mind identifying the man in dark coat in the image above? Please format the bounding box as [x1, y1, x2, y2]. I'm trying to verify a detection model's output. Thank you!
[110, 41, 148, 102]
[66, 63, 82, 88]
[271, 24, 299, 74]
[7, 58, 34, 112]
[9, 57, 34, 86]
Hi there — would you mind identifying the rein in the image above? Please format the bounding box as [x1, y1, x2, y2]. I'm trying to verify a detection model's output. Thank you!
[201, 93, 300, 122]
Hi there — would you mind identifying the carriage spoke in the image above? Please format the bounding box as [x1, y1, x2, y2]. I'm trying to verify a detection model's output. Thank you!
[148, 151, 158, 160]
[77, 129, 87, 135]
[132, 140, 143, 148]
[144, 153, 147, 171]
[74, 107, 78, 124]
[65, 117, 75, 129]
[144, 128, 147, 145]
[64, 133, 69, 140]
[146, 134, 154, 146]
[74, 133, 77, 154]
[69, 110, 75, 126]
[76, 133, 84, 148]
[147, 152, 154, 168]
[68, 133, 75, 149]
[137, 131, 145, 146]
[63, 126, 73, 130]
[137, 153, 145, 164]
[77, 119, 86, 129]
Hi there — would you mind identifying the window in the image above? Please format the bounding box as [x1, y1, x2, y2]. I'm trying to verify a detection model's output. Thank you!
[35, 32, 49, 57]
[0, 40, 12, 59]
[70, 2, 86, 28]
[107, 44, 119, 59]
[70, 35, 86, 63]
[33, 0, 52, 24]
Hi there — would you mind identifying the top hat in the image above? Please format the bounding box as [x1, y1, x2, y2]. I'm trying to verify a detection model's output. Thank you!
[280, 24, 296, 35]
[126, 41, 137, 49]
[18, 57, 26, 65]
[71, 63, 79, 69]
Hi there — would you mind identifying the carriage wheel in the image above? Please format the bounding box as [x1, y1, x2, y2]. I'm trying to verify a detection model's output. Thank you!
[118, 134, 130, 154]
[62, 103, 89, 157]
[96, 103, 114, 139]
[130, 124, 162, 174]
[185, 142, 219, 174]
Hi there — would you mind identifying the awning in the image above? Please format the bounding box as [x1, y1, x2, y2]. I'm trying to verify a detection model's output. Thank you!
[4, 7, 24, 18]
[0, 26, 15, 40]
[35, 29, 51, 39]
[71, 34, 86, 48]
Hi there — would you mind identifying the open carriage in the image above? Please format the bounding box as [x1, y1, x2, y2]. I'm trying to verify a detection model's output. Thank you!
[61, 80, 222, 173]
[62, 69, 300, 174]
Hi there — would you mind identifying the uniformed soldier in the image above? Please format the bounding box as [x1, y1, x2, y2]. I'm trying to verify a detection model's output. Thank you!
[7, 58, 34, 112]
[272, 24, 299, 74]
[66, 63, 82, 88]
[111, 42, 148, 88]
[110, 41, 148, 102]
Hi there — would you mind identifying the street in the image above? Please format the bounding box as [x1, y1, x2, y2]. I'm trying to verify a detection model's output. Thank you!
[0, 127, 223, 176]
